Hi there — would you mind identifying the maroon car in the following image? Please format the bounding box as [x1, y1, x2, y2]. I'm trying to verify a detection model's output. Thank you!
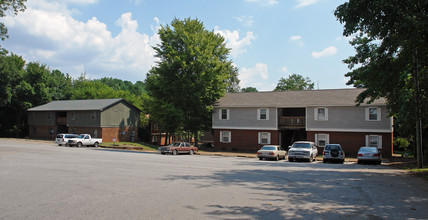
[158, 142, 198, 155]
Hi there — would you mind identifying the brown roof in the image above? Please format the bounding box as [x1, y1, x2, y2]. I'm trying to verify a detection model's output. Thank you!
[214, 89, 386, 108]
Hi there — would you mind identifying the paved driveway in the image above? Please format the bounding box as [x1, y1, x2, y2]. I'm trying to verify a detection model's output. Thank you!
[0, 139, 427, 219]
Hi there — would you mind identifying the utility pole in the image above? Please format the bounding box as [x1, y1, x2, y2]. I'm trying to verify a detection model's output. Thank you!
[414, 50, 423, 168]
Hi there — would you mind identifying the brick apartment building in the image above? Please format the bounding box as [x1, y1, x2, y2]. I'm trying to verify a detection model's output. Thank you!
[27, 98, 141, 142]
[212, 89, 393, 157]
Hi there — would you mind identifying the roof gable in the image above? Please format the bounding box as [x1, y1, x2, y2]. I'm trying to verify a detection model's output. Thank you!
[215, 89, 386, 108]
[28, 98, 140, 112]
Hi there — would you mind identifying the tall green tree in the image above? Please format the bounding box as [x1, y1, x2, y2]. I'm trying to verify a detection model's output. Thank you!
[274, 73, 314, 91]
[335, 0, 428, 167]
[0, 0, 27, 53]
[145, 18, 235, 145]
[241, 87, 258, 93]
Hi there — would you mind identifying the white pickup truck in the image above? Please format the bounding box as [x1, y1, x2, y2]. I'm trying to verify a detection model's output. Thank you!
[67, 134, 102, 148]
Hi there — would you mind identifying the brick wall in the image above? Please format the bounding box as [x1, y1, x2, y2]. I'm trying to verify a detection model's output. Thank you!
[214, 129, 279, 152]
[29, 125, 57, 140]
[101, 127, 139, 142]
[307, 131, 393, 158]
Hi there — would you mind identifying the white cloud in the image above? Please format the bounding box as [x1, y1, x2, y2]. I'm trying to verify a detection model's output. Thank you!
[239, 63, 269, 89]
[245, 0, 278, 6]
[294, 0, 318, 9]
[311, 46, 338, 58]
[2, 0, 159, 81]
[214, 27, 255, 57]
[290, 35, 301, 41]
[233, 16, 254, 27]
[280, 66, 288, 73]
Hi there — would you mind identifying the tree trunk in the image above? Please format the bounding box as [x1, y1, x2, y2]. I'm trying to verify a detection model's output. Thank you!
[194, 130, 199, 147]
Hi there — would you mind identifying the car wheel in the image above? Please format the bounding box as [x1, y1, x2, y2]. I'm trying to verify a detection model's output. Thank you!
[357, 160, 361, 164]
[323, 159, 327, 163]
[259, 158, 263, 160]
[58, 144, 62, 146]
[275, 155, 279, 161]
[330, 149, 339, 157]
[189, 149, 194, 155]
[77, 142, 82, 148]
[341, 159, 345, 164]
[172, 150, 178, 155]
[377, 160, 381, 165]
[161, 152, 165, 155]
[288, 157, 293, 162]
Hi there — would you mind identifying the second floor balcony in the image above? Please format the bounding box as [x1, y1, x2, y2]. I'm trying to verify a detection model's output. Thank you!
[279, 116, 305, 128]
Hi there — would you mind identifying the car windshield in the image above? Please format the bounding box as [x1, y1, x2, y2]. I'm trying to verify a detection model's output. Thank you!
[325, 145, 340, 150]
[77, 134, 85, 138]
[292, 143, 311, 148]
[56, 134, 63, 138]
[65, 134, 76, 138]
[359, 147, 377, 153]
[261, 146, 276, 151]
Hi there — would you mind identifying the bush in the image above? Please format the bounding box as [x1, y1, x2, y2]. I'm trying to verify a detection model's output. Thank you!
[394, 137, 410, 152]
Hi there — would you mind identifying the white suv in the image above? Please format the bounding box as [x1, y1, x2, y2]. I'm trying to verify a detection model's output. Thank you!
[288, 141, 318, 162]
[55, 133, 78, 146]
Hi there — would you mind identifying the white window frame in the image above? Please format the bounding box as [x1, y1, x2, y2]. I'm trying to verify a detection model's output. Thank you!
[366, 107, 381, 121]
[220, 131, 231, 143]
[257, 108, 269, 120]
[314, 107, 328, 121]
[219, 109, 230, 120]
[258, 132, 271, 144]
[365, 135, 382, 149]
[315, 133, 329, 147]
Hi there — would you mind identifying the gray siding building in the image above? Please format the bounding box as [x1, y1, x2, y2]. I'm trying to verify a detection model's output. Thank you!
[212, 89, 393, 157]
[28, 98, 141, 142]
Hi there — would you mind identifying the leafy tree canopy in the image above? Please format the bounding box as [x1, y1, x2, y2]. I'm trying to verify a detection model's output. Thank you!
[274, 73, 314, 91]
[145, 17, 235, 142]
[241, 87, 258, 93]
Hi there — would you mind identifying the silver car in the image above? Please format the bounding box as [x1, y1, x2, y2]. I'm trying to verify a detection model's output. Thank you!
[323, 144, 345, 163]
[357, 147, 382, 164]
[257, 145, 287, 161]
[55, 133, 78, 146]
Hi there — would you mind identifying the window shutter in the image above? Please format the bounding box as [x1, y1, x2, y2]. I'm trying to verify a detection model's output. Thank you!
[326, 134, 330, 145]
[227, 109, 230, 120]
[266, 109, 270, 120]
[325, 108, 328, 120]
[365, 108, 369, 121]
[315, 134, 318, 145]
[377, 108, 381, 121]
[314, 108, 318, 121]
[220, 131, 223, 142]
[219, 109, 222, 120]
[378, 135, 382, 149]
[257, 109, 260, 120]
[268, 132, 271, 144]
[229, 131, 231, 143]
[365, 135, 369, 146]
[258, 132, 261, 144]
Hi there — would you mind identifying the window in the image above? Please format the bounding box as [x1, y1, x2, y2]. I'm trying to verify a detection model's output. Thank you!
[258, 132, 271, 144]
[219, 109, 229, 120]
[315, 133, 329, 147]
[71, 112, 76, 120]
[257, 108, 269, 120]
[220, 131, 231, 143]
[366, 107, 381, 121]
[48, 112, 51, 120]
[314, 107, 328, 120]
[91, 111, 96, 120]
[365, 135, 382, 149]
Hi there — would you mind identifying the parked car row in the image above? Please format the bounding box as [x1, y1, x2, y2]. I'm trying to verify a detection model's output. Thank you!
[257, 141, 381, 165]
[158, 142, 198, 155]
[55, 133, 102, 147]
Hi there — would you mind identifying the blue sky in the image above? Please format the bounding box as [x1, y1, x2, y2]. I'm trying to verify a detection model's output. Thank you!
[1, 0, 355, 91]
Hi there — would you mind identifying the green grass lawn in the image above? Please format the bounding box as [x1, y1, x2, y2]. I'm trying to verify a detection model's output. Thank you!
[408, 168, 428, 181]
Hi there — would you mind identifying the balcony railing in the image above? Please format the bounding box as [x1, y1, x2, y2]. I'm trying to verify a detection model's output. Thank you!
[279, 117, 305, 128]
[56, 117, 67, 125]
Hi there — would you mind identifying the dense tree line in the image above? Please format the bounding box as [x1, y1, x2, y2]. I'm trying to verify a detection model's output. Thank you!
[0, 53, 149, 137]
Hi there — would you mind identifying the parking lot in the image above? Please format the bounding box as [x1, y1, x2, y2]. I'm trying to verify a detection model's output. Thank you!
[1, 139, 427, 219]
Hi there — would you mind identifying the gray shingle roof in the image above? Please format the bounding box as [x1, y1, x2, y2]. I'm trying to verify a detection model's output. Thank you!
[28, 98, 128, 111]
[215, 89, 386, 108]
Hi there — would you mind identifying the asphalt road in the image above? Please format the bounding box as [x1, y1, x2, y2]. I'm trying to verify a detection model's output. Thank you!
[1, 139, 427, 220]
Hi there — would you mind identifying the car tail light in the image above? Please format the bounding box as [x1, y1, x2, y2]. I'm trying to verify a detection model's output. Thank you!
[373, 154, 379, 157]
[323, 151, 325, 155]
[358, 154, 363, 157]
[63, 138, 65, 142]
[269, 153, 275, 155]
[257, 152, 261, 155]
